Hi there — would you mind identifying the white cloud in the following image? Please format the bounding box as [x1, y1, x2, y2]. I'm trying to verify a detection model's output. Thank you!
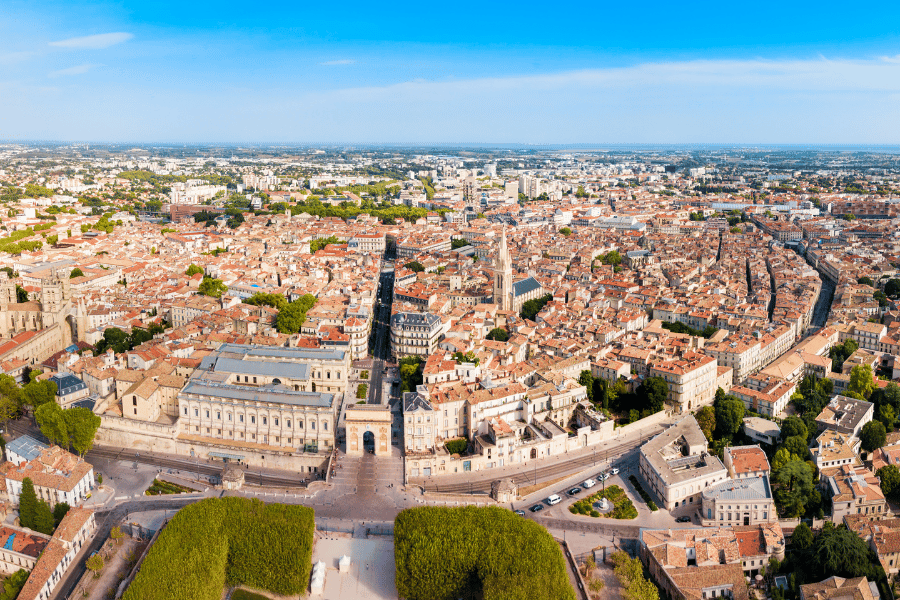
[319, 59, 354, 66]
[49, 32, 133, 50]
[0, 51, 34, 65]
[49, 64, 99, 78]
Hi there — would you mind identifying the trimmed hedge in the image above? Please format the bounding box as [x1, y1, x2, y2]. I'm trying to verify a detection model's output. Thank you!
[123, 498, 314, 600]
[629, 475, 658, 511]
[395, 506, 575, 600]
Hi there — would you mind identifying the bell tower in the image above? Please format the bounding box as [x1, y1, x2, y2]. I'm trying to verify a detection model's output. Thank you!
[493, 228, 513, 311]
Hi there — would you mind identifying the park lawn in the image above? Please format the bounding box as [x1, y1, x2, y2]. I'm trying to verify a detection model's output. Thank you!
[569, 484, 637, 520]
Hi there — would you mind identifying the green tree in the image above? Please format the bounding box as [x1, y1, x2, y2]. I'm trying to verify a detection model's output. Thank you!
[309, 235, 343, 252]
[86, 552, 104, 577]
[638, 377, 668, 414]
[33, 500, 54, 534]
[772, 459, 814, 517]
[185, 264, 203, 277]
[275, 294, 317, 334]
[69, 267, 84, 278]
[781, 416, 808, 441]
[878, 404, 896, 430]
[559, 227, 572, 236]
[403, 260, 425, 273]
[885, 278, 900, 297]
[813, 525, 873, 579]
[485, 327, 509, 342]
[695, 406, 715, 440]
[877, 465, 900, 499]
[198, 276, 227, 299]
[714, 394, 745, 436]
[35, 401, 69, 447]
[847, 364, 875, 399]
[18, 478, 37, 529]
[600, 250, 622, 266]
[860, 420, 886, 452]
[771, 448, 792, 471]
[782, 435, 810, 461]
[578, 370, 594, 404]
[520, 293, 553, 321]
[858, 276, 874, 286]
[15, 285, 28, 303]
[64, 407, 101, 456]
[22, 379, 57, 409]
[791, 522, 814, 551]
[52, 502, 70, 526]
[0, 374, 22, 422]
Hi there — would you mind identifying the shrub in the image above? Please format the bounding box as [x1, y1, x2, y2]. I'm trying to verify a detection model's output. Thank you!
[444, 438, 468, 455]
[122, 498, 314, 600]
[629, 475, 658, 510]
[356, 384, 368, 399]
[361, 370, 369, 379]
[395, 506, 574, 600]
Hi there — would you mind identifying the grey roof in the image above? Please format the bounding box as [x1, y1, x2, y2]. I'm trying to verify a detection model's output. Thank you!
[702, 475, 772, 501]
[215, 343, 346, 363]
[6, 435, 48, 462]
[403, 392, 434, 413]
[391, 312, 441, 328]
[50, 373, 87, 397]
[199, 355, 310, 380]
[181, 380, 335, 408]
[512, 276, 541, 297]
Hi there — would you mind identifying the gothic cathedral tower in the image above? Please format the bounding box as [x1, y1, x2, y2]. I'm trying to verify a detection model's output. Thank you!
[493, 228, 512, 311]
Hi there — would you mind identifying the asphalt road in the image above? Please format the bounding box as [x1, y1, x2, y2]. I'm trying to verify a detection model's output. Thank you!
[418, 431, 660, 494]
[367, 260, 394, 406]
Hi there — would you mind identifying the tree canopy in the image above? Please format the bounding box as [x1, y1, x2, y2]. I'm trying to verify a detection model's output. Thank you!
[404, 261, 425, 273]
[520, 293, 553, 321]
[714, 393, 745, 437]
[485, 328, 509, 342]
[198, 276, 227, 299]
[860, 420, 887, 453]
[185, 264, 204, 277]
[395, 506, 574, 600]
[275, 294, 317, 334]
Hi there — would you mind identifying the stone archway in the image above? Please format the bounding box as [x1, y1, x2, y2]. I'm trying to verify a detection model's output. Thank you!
[344, 405, 392, 457]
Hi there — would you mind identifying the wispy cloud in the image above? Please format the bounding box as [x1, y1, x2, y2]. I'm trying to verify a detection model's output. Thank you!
[49, 64, 100, 78]
[49, 32, 133, 50]
[319, 59, 354, 66]
[0, 51, 34, 65]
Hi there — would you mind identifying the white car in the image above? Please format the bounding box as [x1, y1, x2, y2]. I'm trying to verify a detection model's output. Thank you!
[546, 494, 562, 506]
[599, 473, 610, 481]
[582, 479, 596, 489]
[609, 468, 619, 476]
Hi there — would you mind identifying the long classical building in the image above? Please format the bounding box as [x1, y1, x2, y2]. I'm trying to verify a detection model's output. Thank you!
[177, 344, 349, 454]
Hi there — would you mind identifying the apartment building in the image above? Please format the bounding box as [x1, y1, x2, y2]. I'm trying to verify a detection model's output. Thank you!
[649, 352, 717, 413]
[815, 395, 874, 439]
[1, 436, 94, 509]
[731, 377, 796, 417]
[826, 464, 888, 522]
[705, 336, 762, 385]
[390, 312, 444, 359]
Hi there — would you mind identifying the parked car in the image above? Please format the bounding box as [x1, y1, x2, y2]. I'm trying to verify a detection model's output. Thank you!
[599, 473, 610, 481]
[582, 478, 596, 489]
[567, 487, 582, 496]
[675, 516, 692, 523]
[546, 494, 562, 506]
[609, 467, 620, 475]
[514, 510, 526, 517]
[530, 504, 544, 513]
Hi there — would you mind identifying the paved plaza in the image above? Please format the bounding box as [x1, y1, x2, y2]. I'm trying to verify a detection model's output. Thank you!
[311, 536, 397, 600]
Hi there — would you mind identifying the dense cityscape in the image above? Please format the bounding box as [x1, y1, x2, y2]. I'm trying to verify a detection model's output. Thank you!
[0, 143, 897, 599]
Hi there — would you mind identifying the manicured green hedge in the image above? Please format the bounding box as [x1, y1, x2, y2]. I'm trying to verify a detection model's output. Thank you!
[123, 498, 314, 600]
[395, 506, 575, 600]
[629, 475, 658, 511]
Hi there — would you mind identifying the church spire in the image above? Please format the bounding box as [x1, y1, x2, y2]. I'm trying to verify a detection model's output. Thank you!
[493, 227, 513, 311]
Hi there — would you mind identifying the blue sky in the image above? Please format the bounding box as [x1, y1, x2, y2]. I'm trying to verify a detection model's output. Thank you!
[2, 0, 900, 143]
